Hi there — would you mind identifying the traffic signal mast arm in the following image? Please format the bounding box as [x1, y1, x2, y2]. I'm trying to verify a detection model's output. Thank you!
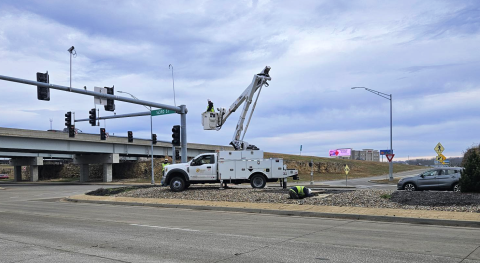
[0, 74, 182, 112]
[212, 66, 271, 150]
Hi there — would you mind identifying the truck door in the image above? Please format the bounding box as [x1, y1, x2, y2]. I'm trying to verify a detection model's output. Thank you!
[189, 154, 216, 181]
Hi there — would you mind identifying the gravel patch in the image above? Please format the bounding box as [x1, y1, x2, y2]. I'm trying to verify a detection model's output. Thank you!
[108, 186, 480, 213]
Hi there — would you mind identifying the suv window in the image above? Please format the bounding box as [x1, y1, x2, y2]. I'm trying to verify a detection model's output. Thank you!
[438, 169, 450, 175]
[422, 170, 437, 177]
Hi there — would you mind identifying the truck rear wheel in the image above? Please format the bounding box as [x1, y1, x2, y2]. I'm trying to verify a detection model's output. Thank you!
[250, 174, 266, 189]
[170, 176, 186, 192]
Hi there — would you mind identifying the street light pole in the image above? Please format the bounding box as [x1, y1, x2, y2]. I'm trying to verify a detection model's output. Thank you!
[352, 87, 393, 181]
[389, 93, 393, 181]
[118, 91, 155, 185]
[67, 46, 76, 91]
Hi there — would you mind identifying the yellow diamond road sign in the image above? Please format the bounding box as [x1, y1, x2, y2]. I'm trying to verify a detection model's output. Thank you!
[344, 165, 350, 175]
[436, 154, 446, 164]
[434, 142, 444, 154]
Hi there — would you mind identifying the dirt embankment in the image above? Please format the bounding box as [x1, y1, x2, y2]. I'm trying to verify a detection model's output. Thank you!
[7, 152, 421, 182]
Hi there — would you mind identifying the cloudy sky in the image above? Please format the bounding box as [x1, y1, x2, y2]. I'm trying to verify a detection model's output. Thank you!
[0, 0, 479, 160]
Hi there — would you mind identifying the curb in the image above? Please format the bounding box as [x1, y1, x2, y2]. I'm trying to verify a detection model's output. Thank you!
[268, 185, 356, 189]
[64, 197, 480, 228]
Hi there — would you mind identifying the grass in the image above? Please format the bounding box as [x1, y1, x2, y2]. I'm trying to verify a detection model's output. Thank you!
[264, 152, 423, 182]
[86, 186, 153, 196]
[370, 178, 401, 184]
[0, 178, 14, 183]
[380, 193, 391, 199]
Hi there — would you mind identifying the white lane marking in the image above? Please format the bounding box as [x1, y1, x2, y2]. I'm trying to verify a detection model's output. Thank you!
[130, 224, 199, 232]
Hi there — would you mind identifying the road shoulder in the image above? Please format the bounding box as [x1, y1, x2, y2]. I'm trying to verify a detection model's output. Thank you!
[66, 194, 480, 228]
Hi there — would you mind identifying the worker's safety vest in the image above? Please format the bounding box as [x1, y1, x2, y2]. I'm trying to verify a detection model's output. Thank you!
[207, 105, 214, 112]
[295, 186, 305, 197]
[162, 163, 170, 171]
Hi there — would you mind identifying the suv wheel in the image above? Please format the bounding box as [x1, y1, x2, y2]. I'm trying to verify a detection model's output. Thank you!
[453, 183, 460, 192]
[404, 183, 416, 191]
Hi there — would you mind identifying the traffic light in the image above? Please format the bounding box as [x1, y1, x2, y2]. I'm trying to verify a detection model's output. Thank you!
[88, 108, 96, 126]
[104, 86, 115, 111]
[309, 161, 313, 167]
[100, 128, 106, 140]
[65, 111, 72, 128]
[172, 125, 180, 146]
[69, 125, 75, 138]
[175, 149, 180, 160]
[128, 131, 133, 143]
[152, 134, 157, 144]
[36, 71, 50, 101]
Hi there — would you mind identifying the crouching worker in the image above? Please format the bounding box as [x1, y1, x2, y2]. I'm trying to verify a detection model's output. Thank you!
[289, 186, 314, 199]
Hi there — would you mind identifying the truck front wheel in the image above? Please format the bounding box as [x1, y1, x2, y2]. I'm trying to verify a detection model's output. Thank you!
[250, 174, 267, 189]
[170, 176, 186, 192]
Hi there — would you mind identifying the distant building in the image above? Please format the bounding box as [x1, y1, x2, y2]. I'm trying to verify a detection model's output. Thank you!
[350, 149, 380, 162]
[329, 148, 380, 162]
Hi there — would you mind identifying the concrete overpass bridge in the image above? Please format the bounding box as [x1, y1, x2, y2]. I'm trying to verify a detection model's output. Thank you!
[0, 127, 231, 182]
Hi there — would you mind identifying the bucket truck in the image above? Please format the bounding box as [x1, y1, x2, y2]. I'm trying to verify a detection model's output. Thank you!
[162, 67, 298, 192]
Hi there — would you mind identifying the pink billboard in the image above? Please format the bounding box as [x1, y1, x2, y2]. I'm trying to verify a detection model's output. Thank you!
[329, 149, 351, 157]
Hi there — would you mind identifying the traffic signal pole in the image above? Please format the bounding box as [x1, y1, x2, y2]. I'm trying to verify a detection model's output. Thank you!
[180, 105, 187, 163]
[0, 74, 189, 163]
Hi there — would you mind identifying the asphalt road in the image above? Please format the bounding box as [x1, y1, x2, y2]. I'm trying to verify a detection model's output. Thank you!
[1, 184, 479, 262]
[321, 168, 430, 189]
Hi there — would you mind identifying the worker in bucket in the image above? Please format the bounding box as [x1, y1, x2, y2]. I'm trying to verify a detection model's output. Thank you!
[207, 99, 215, 112]
[289, 186, 313, 199]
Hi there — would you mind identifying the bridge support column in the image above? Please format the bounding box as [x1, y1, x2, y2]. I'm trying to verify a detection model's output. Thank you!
[10, 157, 43, 182]
[14, 166, 22, 182]
[103, 163, 112, 182]
[74, 154, 118, 183]
[79, 164, 89, 182]
[30, 165, 39, 182]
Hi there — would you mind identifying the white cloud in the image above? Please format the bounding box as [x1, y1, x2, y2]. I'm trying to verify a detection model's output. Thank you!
[0, 0, 479, 160]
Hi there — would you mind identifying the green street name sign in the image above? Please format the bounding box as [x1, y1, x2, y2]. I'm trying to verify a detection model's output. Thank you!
[151, 108, 176, 116]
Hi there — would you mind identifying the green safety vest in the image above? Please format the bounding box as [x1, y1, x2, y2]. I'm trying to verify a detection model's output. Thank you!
[162, 163, 170, 171]
[207, 103, 214, 112]
[295, 186, 305, 197]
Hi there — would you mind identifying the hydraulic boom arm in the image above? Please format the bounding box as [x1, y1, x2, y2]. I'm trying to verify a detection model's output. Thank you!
[202, 66, 271, 150]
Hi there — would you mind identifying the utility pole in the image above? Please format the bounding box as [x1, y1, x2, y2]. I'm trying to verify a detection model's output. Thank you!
[118, 91, 156, 184]
[169, 64, 176, 107]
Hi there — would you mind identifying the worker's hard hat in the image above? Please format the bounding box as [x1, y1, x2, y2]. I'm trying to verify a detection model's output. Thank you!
[305, 188, 312, 196]
[207, 99, 211, 102]
[164, 159, 168, 162]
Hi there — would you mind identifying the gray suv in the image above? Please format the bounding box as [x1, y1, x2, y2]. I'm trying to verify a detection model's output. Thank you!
[397, 167, 463, 192]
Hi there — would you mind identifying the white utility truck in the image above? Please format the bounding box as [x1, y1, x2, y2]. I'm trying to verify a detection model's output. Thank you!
[162, 66, 298, 192]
